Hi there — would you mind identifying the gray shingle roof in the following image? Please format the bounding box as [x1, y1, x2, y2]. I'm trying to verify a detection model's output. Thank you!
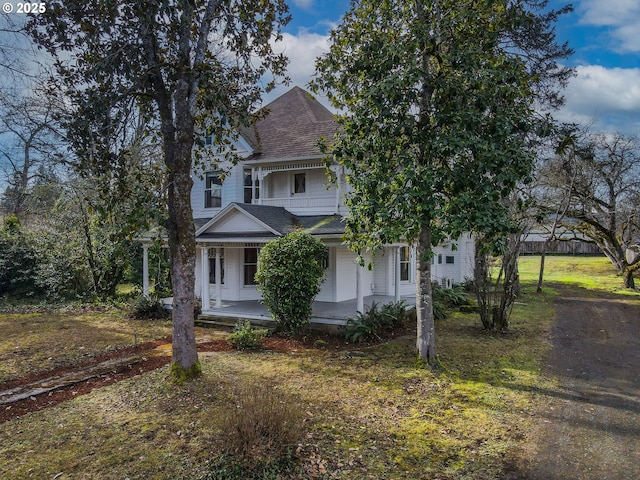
[243, 86, 338, 161]
[196, 203, 345, 240]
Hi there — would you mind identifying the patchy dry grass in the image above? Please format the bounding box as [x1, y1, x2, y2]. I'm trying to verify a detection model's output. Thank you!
[0, 310, 172, 383]
[0, 280, 557, 479]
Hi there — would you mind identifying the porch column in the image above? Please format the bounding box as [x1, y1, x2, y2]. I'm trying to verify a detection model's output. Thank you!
[356, 262, 364, 313]
[201, 246, 210, 311]
[214, 247, 222, 308]
[395, 246, 401, 301]
[142, 243, 150, 298]
[257, 167, 263, 205]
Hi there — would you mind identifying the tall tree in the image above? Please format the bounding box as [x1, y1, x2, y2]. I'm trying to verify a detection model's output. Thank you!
[312, 0, 572, 364]
[28, 0, 290, 378]
[0, 88, 64, 217]
[547, 132, 640, 288]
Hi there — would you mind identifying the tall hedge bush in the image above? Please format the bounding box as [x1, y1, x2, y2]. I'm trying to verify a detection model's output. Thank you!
[255, 232, 327, 334]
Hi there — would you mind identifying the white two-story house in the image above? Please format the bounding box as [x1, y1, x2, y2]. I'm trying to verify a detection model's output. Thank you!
[143, 87, 474, 322]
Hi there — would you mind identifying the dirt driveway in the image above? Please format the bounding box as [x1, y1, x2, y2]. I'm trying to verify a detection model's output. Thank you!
[524, 286, 640, 480]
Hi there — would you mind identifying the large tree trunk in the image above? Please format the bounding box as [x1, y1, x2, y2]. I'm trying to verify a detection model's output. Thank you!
[165, 140, 199, 375]
[416, 226, 436, 365]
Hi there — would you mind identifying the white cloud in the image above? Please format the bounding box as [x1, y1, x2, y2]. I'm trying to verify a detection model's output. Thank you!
[557, 65, 640, 132]
[290, 0, 315, 9]
[578, 0, 640, 52]
[264, 31, 332, 107]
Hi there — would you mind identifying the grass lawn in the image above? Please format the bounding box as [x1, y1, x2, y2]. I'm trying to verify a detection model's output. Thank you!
[0, 255, 634, 479]
[518, 254, 639, 295]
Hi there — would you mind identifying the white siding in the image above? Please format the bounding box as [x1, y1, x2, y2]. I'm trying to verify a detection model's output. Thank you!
[192, 163, 247, 219]
[371, 249, 390, 295]
[316, 246, 336, 302]
[211, 211, 271, 234]
[333, 246, 374, 302]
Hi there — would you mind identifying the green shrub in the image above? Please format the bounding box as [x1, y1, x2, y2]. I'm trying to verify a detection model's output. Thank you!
[209, 383, 306, 478]
[227, 320, 268, 350]
[345, 301, 409, 343]
[433, 284, 470, 308]
[255, 232, 328, 335]
[432, 299, 448, 320]
[129, 295, 170, 320]
[431, 284, 471, 320]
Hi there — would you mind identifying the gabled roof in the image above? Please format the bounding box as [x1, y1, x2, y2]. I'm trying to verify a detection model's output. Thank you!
[242, 86, 338, 162]
[195, 202, 344, 241]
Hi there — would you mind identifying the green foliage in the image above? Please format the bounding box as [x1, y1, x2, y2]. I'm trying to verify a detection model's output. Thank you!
[30, 179, 140, 300]
[433, 284, 471, 309]
[311, 0, 572, 359]
[311, 0, 571, 253]
[227, 320, 268, 350]
[129, 295, 171, 320]
[255, 232, 328, 335]
[28, 0, 292, 370]
[213, 383, 305, 476]
[344, 301, 410, 343]
[0, 216, 40, 296]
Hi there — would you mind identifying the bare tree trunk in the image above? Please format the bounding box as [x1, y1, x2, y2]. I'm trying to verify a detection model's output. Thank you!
[166, 150, 199, 372]
[474, 241, 493, 330]
[536, 247, 547, 292]
[416, 226, 436, 365]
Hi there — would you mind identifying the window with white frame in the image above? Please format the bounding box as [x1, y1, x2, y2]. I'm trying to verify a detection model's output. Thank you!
[445, 255, 455, 264]
[293, 172, 306, 194]
[243, 169, 259, 203]
[208, 249, 224, 284]
[400, 246, 410, 281]
[244, 247, 260, 286]
[205, 172, 222, 208]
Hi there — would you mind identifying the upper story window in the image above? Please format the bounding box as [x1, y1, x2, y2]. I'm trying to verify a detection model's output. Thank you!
[445, 255, 455, 264]
[205, 172, 222, 208]
[244, 169, 259, 204]
[294, 172, 306, 194]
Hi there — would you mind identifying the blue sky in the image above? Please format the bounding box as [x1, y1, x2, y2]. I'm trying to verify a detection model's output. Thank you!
[270, 0, 640, 134]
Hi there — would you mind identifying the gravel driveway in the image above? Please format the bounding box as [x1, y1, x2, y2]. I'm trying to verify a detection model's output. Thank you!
[525, 286, 640, 480]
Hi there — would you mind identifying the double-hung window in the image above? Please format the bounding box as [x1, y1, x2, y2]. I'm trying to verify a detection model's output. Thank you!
[205, 172, 222, 208]
[243, 169, 259, 204]
[244, 248, 260, 286]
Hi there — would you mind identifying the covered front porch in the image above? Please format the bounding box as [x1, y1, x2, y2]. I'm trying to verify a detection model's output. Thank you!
[197, 294, 416, 332]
